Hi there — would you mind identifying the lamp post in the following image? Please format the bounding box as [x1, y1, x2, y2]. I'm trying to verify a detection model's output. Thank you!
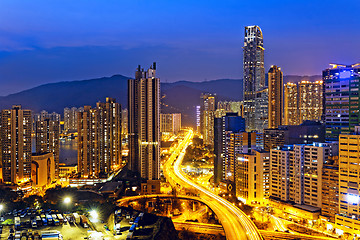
[63, 197, 71, 214]
[0, 204, 4, 217]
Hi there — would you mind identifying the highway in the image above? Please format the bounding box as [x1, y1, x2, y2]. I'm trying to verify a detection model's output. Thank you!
[163, 129, 263, 240]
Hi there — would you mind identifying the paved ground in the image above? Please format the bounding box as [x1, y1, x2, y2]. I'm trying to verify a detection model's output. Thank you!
[0, 222, 90, 240]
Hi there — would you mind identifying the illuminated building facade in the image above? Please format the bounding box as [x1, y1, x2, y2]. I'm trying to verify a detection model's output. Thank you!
[214, 113, 246, 184]
[128, 63, 160, 180]
[264, 120, 325, 151]
[121, 108, 128, 136]
[236, 149, 270, 204]
[78, 106, 98, 177]
[64, 107, 83, 132]
[270, 142, 338, 207]
[35, 118, 60, 177]
[298, 81, 323, 124]
[268, 65, 283, 129]
[78, 98, 121, 177]
[243, 25, 268, 132]
[284, 81, 323, 126]
[31, 152, 55, 187]
[217, 101, 244, 117]
[0, 105, 32, 184]
[335, 131, 360, 235]
[224, 131, 257, 183]
[321, 156, 339, 223]
[200, 93, 216, 145]
[96, 98, 122, 174]
[160, 113, 181, 134]
[196, 105, 201, 132]
[324, 63, 360, 141]
[284, 82, 299, 125]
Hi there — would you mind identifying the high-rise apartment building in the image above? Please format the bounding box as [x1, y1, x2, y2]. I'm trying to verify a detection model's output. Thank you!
[321, 156, 339, 223]
[324, 63, 360, 141]
[77, 98, 121, 177]
[121, 108, 128, 136]
[335, 130, 360, 234]
[0, 106, 32, 184]
[128, 63, 160, 180]
[78, 106, 98, 177]
[268, 65, 283, 129]
[96, 98, 122, 174]
[284, 81, 323, 126]
[284, 82, 299, 125]
[160, 113, 181, 134]
[298, 81, 323, 124]
[224, 131, 258, 183]
[270, 142, 338, 208]
[64, 107, 83, 132]
[243, 25, 268, 132]
[214, 113, 246, 184]
[35, 119, 60, 177]
[236, 149, 270, 204]
[200, 93, 216, 145]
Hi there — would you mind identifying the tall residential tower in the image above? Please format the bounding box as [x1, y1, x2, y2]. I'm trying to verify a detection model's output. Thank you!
[268, 65, 283, 129]
[0, 106, 32, 184]
[128, 63, 160, 180]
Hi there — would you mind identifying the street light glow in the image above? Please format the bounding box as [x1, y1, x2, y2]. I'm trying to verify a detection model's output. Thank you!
[64, 197, 71, 204]
[90, 210, 99, 222]
[0, 204, 3, 211]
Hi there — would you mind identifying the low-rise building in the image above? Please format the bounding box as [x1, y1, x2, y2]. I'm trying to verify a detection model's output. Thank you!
[31, 152, 56, 187]
[141, 180, 161, 195]
[59, 163, 78, 178]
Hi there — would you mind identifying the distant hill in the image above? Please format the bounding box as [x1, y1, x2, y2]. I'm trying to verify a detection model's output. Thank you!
[0, 74, 321, 127]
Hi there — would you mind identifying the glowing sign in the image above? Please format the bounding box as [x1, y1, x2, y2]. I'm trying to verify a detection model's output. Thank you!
[347, 194, 359, 204]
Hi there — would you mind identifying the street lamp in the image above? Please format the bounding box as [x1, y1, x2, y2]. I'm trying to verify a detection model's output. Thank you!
[89, 210, 99, 223]
[63, 197, 71, 214]
[0, 204, 4, 216]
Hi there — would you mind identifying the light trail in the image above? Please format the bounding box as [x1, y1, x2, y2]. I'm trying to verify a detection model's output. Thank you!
[164, 129, 263, 240]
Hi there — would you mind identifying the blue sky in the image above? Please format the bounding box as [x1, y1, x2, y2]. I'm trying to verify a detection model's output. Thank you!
[0, 0, 359, 95]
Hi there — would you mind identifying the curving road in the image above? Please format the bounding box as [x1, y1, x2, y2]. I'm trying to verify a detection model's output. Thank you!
[163, 129, 263, 240]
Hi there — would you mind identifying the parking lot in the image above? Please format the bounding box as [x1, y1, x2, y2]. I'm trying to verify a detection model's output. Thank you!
[0, 208, 93, 240]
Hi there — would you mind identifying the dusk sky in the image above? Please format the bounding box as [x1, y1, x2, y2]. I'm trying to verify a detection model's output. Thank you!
[0, 0, 359, 95]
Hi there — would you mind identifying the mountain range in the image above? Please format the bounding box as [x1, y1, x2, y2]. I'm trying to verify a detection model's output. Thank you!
[0, 74, 321, 127]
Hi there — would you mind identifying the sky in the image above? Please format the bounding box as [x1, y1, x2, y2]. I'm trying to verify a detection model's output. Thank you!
[0, 0, 359, 95]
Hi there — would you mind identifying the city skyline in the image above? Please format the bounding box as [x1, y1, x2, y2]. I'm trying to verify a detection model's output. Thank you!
[0, 0, 359, 95]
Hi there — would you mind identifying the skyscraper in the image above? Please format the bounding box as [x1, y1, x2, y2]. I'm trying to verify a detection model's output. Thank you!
[243, 25, 267, 132]
[128, 63, 160, 180]
[200, 93, 216, 145]
[78, 106, 98, 177]
[77, 98, 121, 177]
[0, 105, 32, 184]
[35, 118, 60, 177]
[268, 65, 283, 129]
[324, 63, 360, 140]
[96, 98, 122, 174]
